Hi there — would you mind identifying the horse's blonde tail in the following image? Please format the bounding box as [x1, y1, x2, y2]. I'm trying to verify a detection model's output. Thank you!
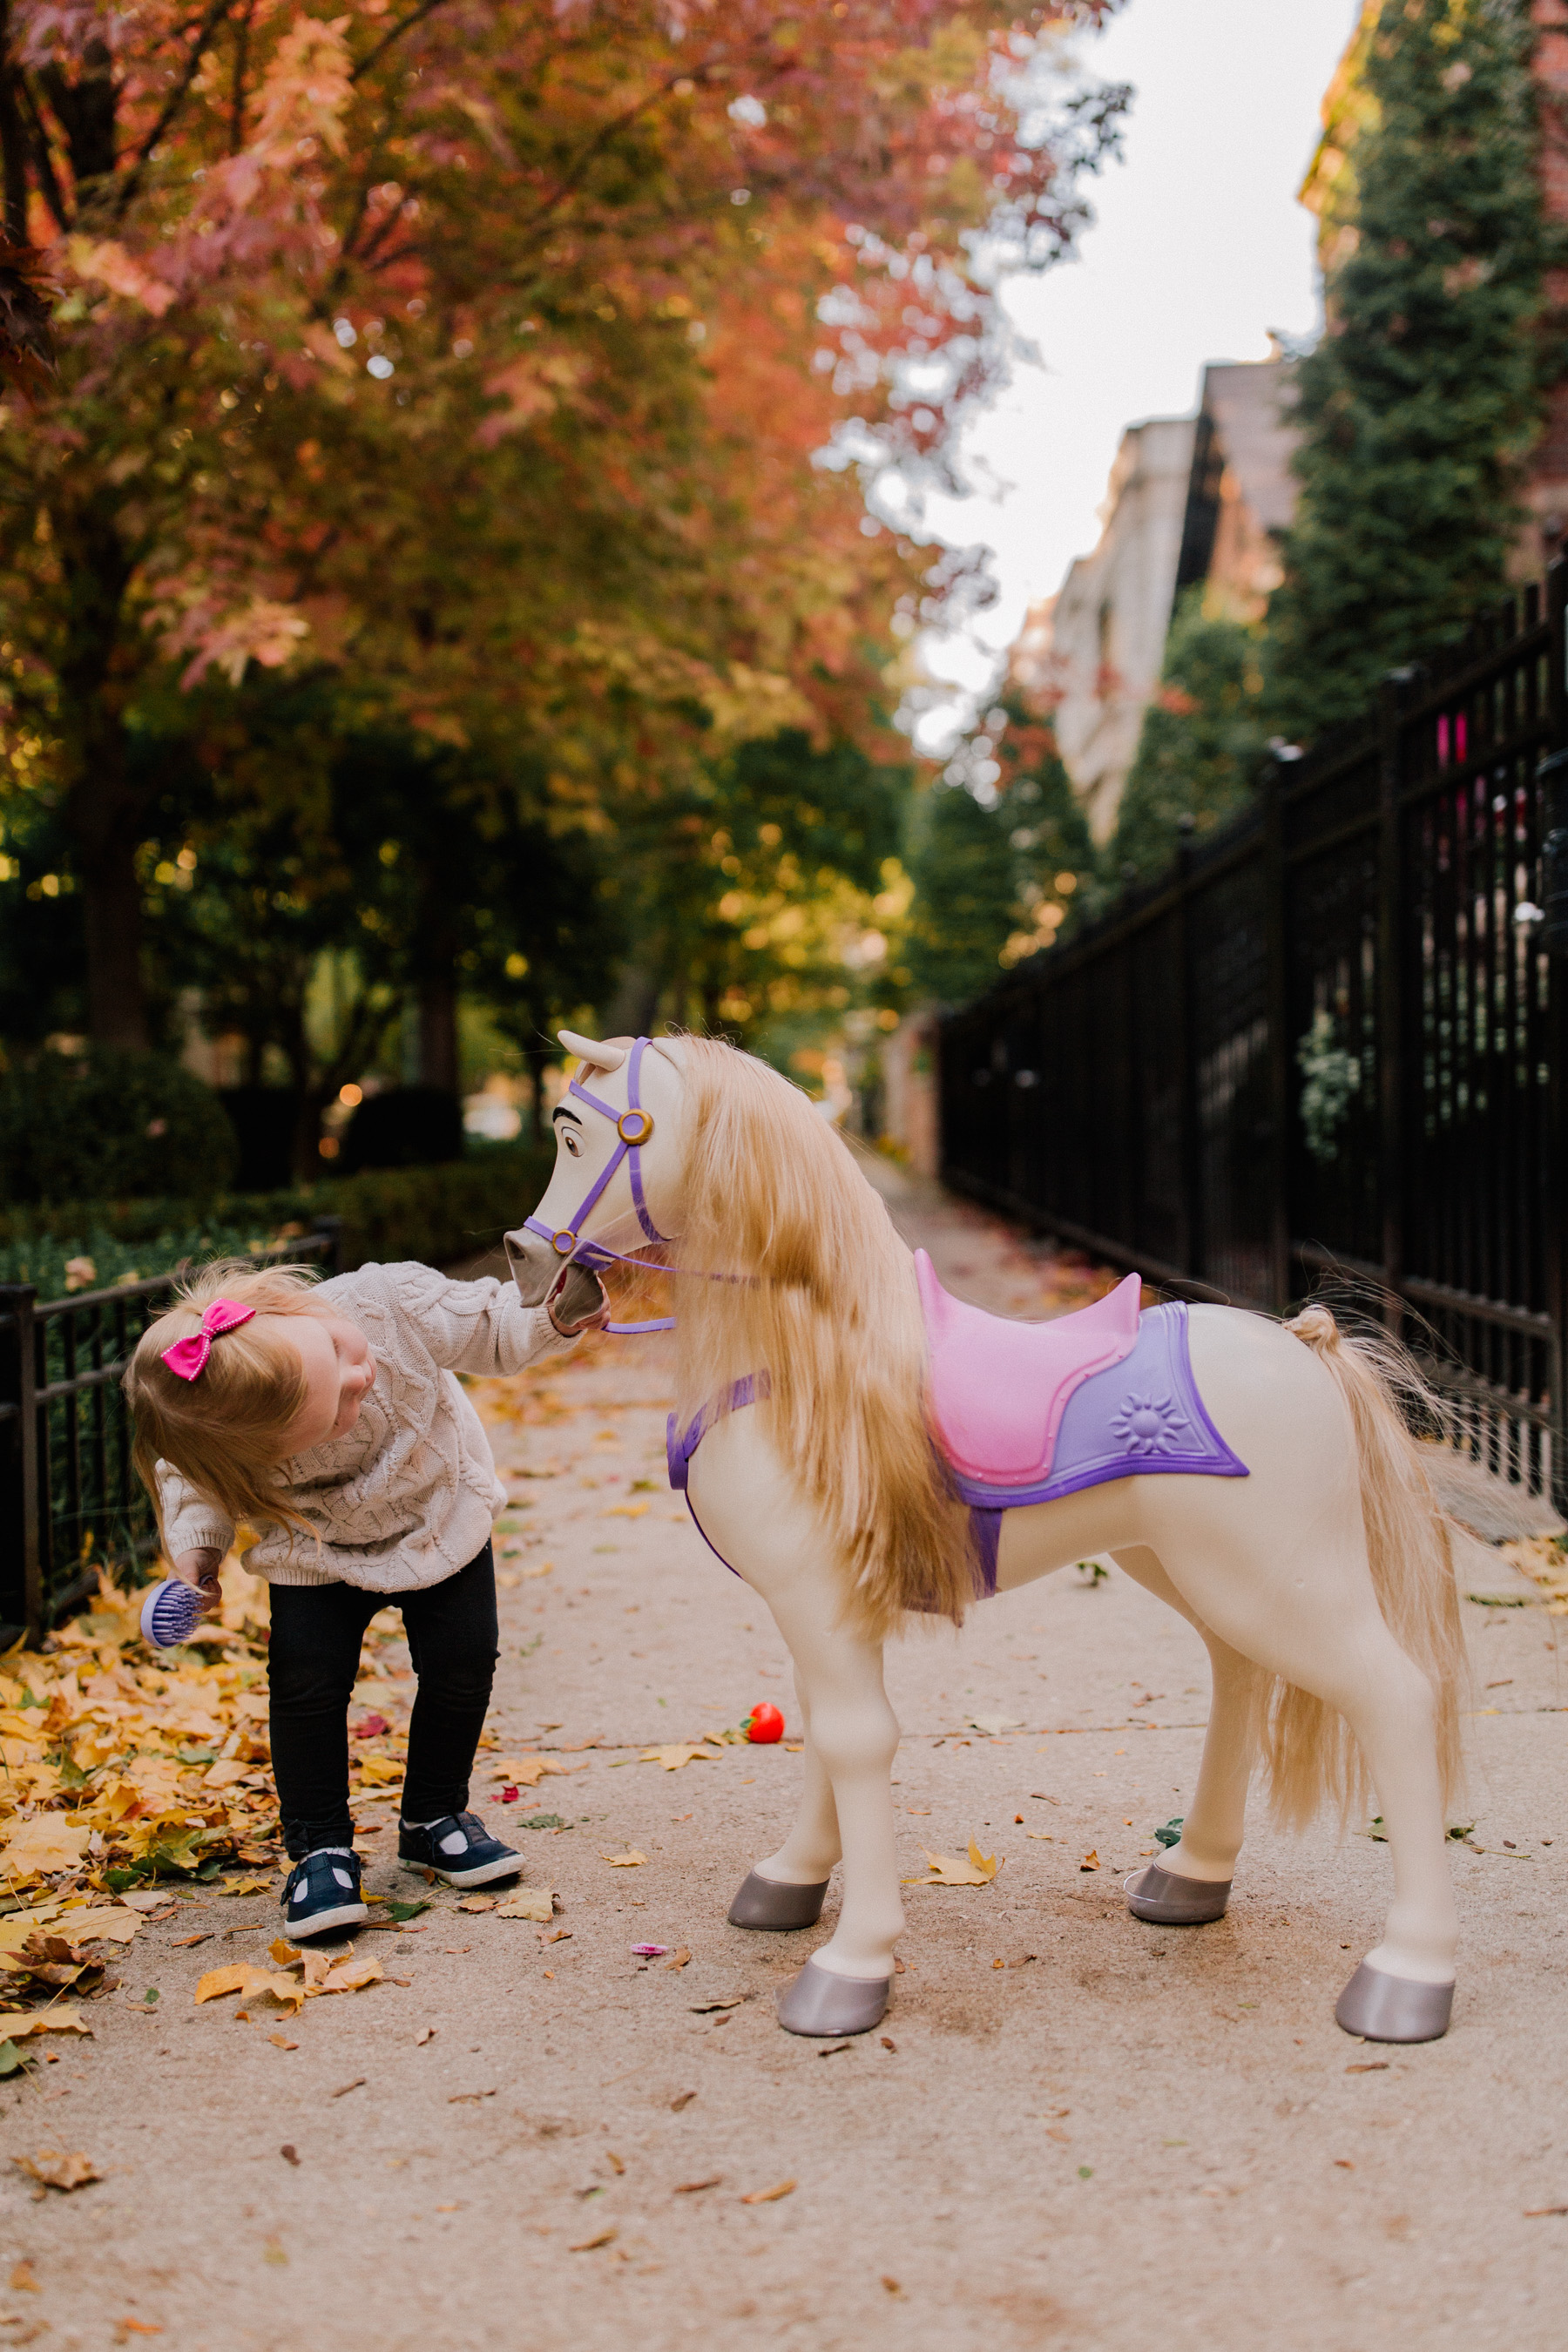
[1255, 1304, 1467, 1832]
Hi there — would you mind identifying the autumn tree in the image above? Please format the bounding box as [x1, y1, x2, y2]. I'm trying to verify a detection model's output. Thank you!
[0, 0, 1126, 1064]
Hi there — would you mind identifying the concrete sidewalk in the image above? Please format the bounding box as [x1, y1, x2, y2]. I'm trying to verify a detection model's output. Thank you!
[4, 1167, 1566, 2351]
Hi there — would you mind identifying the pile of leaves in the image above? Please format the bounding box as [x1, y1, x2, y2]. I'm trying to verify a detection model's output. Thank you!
[0, 1567, 280, 1920]
[0, 1558, 430, 2050]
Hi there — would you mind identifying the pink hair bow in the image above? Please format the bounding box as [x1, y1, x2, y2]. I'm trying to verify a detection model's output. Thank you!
[160, 1297, 256, 1382]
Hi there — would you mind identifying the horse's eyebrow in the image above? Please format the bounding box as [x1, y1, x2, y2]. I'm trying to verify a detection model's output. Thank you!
[551, 1105, 583, 1126]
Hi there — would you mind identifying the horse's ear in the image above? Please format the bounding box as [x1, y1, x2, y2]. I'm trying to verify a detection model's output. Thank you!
[558, 1029, 627, 1074]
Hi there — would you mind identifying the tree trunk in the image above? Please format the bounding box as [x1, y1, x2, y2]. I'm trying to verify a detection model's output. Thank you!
[275, 1001, 322, 1185]
[417, 969, 460, 1092]
[0, 6, 31, 244]
[605, 962, 662, 1041]
[55, 498, 147, 1050]
[414, 859, 461, 1091]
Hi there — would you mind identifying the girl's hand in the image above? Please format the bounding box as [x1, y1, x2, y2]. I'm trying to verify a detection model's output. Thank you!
[171, 1549, 226, 1617]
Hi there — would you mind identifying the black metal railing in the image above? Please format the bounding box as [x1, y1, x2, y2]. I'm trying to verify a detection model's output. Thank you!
[940, 564, 1568, 1510]
[0, 1220, 340, 1639]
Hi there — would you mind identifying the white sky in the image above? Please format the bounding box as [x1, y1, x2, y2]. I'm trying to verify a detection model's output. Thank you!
[902, 0, 1362, 751]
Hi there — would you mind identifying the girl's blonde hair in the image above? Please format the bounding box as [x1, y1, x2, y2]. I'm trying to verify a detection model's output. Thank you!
[125, 1259, 328, 1557]
[669, 1036, 977, 1636]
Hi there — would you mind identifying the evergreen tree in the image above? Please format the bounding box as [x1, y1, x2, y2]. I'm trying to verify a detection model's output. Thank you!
[907, 699, 1093, 1004]
[906, 782, 1017, 1005]
[1112, 595, 1269, 885]
[1267, 0, 1549, 739]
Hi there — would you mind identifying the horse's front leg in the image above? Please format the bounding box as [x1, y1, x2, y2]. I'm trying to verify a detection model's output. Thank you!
[727, 1665, 841, 1930]
[760, 1591, 902, 2035]
[690, 1421, 902, 2037]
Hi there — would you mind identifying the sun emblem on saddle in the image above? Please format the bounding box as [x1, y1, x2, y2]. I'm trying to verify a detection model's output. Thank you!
[1109, 1391, 1191, 1455]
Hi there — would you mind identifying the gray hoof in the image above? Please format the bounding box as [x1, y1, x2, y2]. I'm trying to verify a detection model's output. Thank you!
[1335, 1962, 1453, 2044]
[727, 1869, 829, 1931]
[1124, 1862, 1232, 1925]
[776, 1956, 890, 2038]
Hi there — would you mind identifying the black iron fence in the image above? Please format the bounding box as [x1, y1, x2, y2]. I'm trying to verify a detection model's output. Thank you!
[940, 564, 1568, 1511]
[0, 1220, 340, 1640]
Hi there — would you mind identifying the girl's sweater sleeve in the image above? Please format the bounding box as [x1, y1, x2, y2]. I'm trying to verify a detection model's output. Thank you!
[385, 1263, 571, 1378]
[156, 1459, 235, 1560]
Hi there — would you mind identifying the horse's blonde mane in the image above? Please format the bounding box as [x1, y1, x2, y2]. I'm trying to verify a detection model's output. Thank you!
[670, 1036, 977, 1632]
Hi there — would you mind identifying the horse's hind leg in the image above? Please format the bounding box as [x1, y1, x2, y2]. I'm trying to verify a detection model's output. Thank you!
[1331, 1645, 1457, 2040]
[727, 1665, 840, 1931]
[1141, 1531, 1458, 2043]
[1113, 1545, 1257, 1926]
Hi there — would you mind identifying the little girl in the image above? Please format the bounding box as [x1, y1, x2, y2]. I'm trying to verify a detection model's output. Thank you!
[125, 1253, 605, 1939]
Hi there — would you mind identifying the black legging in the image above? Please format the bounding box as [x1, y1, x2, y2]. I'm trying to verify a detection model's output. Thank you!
[267, 1543, 498, 1860]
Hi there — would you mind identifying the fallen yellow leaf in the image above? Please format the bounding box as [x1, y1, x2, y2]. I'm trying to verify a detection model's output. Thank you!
[3, 2010, 90, 2039]
[456, 1895, 497, 1913]
[903, 1840, 1001, 1889]
[601, 1849, 647, 1868]
[740, 2178, 796, 2204]
[12, 2147, 102, 2193]
[485, 1755, 578, 1786]
[320, 1954, 382, 1996]
[494, 1888, 553, 1922]
[0, 1907, 66, 1953]
[202, 1761, 250, 1789]
[1079, 1850, 1099, 1873]
[56, 1906, 143, 1944]
[602, 1502, 650, 1519]
[355, 1756, 404, 1787]
[193, 1963, 305, 2013]
[0, 1817, 91, 1876]
[639, 1744, 714, 1772]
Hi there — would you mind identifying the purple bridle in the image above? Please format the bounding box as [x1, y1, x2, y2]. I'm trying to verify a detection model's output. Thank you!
[522, 1036, 675, 1335]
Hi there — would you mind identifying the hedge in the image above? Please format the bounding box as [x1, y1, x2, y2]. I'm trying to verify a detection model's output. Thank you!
[0, 1141, 555, 1295]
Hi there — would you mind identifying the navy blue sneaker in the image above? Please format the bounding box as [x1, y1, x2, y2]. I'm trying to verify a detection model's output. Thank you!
[280, 1849, 368, 1940]
[398, 1811, 521, 1889]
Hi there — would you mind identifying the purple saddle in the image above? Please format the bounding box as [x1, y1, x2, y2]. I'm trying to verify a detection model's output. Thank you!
[931, 1274, 1248, 1595]
[916, 1250, 1143, 1484]
[667, 1269, 1247, 1604]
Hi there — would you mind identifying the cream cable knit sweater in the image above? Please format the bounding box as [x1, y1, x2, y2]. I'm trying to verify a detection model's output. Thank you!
[155, 1261, 568, 1592]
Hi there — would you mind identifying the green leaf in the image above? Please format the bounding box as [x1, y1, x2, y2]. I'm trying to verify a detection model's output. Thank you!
[0, 2039, 30, 2078]
[385, 1899, 430, 1924]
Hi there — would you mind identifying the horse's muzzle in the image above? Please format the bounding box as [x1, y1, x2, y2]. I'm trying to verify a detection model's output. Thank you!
[504, 1227, 605, 1331]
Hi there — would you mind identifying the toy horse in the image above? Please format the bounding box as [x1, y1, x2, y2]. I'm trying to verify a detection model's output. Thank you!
[508, 1032, 1467, 2044]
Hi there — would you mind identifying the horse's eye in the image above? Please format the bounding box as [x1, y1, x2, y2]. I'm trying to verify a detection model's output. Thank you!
[563, 1132, 581, 1157]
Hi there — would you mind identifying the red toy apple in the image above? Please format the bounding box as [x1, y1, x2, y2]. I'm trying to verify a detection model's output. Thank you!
[744, 1702, 785, 1744]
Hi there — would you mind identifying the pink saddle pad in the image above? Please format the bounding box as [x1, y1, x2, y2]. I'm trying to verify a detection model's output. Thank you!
[915, 1251, 1144, 1485]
